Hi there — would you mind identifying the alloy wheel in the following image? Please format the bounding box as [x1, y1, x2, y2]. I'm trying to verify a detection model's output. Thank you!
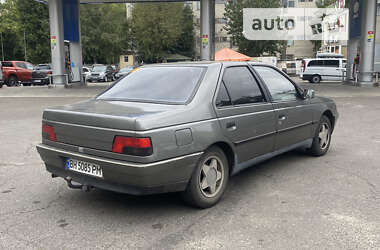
[198, 156, 224, 198]
[319, 123, 330, 150]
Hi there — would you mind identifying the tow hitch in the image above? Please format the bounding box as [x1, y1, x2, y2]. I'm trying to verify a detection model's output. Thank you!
[64, 176, 93, 192]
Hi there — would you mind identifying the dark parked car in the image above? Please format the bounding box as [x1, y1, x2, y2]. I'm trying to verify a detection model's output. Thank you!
[87, 65, 114, 82]
[114, 66, 134, 79]
[36, 62, 338, 208]
[32, 64, 52, 85]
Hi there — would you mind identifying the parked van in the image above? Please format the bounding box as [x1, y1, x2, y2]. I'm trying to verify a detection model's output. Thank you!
[300, 58, 346, 83]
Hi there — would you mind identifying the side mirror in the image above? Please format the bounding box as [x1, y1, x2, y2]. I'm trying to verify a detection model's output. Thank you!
[302, 89, 315, 99]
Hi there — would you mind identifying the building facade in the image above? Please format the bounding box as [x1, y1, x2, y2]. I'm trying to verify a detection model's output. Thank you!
[282, 0, 318, 59]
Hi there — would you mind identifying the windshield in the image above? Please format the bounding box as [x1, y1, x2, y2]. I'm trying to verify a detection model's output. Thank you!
[93, 66, 107, 72]
[25, 63, 34, 70]
[97, 66, 205, 104]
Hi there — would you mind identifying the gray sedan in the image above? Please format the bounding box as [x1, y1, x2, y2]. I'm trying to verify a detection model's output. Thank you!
[36, 62, 338, 208]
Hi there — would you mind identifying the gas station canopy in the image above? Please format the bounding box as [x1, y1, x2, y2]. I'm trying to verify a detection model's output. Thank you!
[40, 0, 195, 3]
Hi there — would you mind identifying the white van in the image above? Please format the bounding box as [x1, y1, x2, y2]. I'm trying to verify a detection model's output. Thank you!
[300, 58, 346, 83]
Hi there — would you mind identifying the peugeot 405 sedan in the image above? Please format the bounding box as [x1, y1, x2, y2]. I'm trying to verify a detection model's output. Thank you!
[37, 62, 338, 208]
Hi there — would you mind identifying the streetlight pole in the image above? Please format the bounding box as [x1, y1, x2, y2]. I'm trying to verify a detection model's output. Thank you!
[1, 32, 4, 61]
[24, 30, 27, 61]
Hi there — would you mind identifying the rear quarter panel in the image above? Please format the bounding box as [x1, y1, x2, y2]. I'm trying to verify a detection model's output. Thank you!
[133, 63, 235, 163]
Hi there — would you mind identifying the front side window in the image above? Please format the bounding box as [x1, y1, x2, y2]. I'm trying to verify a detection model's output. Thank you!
[222, 66, 265, 105]
[254, 66, 298, 102]
[97, 66, 204, 104]
[15, 62, 26, 69]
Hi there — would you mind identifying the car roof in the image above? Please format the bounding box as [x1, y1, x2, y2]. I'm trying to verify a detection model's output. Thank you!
[140, 61, 280, 68]
[303, 58, 344, 61]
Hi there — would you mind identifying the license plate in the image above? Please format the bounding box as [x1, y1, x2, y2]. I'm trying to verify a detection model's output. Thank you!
[66, 158, 103, 178]
[33, 80, 41, 83]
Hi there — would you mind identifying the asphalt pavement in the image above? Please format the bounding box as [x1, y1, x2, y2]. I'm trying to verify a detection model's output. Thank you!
[0, 81, 379, 249]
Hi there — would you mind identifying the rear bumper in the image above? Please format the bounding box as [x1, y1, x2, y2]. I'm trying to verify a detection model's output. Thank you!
[32, 78, 49, 84]
[36, 144, 202, 195]
[302, 74, 313, 80]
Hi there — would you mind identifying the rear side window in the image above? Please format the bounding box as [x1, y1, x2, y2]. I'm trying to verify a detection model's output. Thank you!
[97, 66, 204, 104]
[2, 62, 13, 67]
[222, 66, 265, 105]
[324, 60, 339, 67]
[215, 82, 232, 107]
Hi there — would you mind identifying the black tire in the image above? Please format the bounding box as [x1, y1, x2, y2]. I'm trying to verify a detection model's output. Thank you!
[182, 146, 229, 208]
[7, 75, 18, 87]
[308, 115, 332, 156]
[0, 82, 3, 88]
[311, 75, 321, 83]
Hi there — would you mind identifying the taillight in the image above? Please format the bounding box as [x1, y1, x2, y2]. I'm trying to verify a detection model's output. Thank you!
[42, 124, 56, 141]
[112, 136, 152, 156]
[47, 71, 52, 75]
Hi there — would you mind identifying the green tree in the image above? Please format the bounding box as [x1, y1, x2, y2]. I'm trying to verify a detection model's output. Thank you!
[0, 0, 23, 61]
[80, 4, 130, 64]
[224, 0, 281, 57]
[171, 5, 195, 59]
[15, 0, 50, 64]
[131, 3, 186, 63]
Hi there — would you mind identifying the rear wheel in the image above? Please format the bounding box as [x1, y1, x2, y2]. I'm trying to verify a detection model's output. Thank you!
[7, 75, 18, 87]
[308, 115, 332, 156]
[311, 75, 321, 83]
[182, 146, 229, 208]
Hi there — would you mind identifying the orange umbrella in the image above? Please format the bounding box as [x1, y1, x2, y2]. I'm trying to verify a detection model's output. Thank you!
[215, 48, 251, 61]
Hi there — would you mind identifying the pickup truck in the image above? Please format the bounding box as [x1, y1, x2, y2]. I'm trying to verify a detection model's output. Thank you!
[1, 61, 34, 86]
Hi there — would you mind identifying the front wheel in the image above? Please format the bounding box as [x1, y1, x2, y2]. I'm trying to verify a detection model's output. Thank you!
[311, 75, 321, 83]
[182, 146, 229, 208]
[308, 115, 332, 156]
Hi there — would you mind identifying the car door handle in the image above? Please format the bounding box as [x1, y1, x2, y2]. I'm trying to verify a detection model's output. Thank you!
[279, 115, 287, 121]
[226, 122, 237, 131]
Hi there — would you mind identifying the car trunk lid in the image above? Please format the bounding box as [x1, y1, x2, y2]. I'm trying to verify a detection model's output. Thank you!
[42, 99, 177, 152]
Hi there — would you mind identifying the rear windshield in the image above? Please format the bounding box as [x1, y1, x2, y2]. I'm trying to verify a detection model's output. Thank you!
[93, 66, 107, 72]
[97, 66, 205, 104]
[36, 65, 51, 70]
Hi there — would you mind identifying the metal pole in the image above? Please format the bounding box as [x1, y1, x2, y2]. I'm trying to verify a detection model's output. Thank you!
[48, 0, 66, 85]
[359, 0, 377, 83]
[23, 30, 27, 61]
[0, 32, 4, 61]
[200, 0, 215, 61]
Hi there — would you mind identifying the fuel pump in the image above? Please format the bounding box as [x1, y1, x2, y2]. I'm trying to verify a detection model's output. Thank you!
[64, 41, 73, 82]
